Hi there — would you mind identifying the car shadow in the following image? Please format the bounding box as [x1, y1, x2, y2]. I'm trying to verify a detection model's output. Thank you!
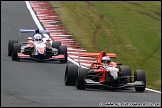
[15, 59, 66, 64]
[85, 87, 149, 93]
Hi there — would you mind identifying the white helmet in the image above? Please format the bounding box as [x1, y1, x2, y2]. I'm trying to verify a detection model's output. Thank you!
[34, 34, 42, 41]
[101, 56, 111, 64]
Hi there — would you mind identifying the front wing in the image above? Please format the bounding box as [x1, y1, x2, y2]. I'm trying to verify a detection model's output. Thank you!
[85, 79, 145, 89]
[17, 53, 65, 61]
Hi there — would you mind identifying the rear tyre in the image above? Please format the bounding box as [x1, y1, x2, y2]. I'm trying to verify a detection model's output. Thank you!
[59, 45, 67, 63]
[8, 40, 18, 56]
[119, 66, 132, 83]
[134, 70, 146, 92]
[64, 64, 78, 86]
[76, 68, 88, 90]
[12, 43, 21, 61]
[52, 41, 61, 50]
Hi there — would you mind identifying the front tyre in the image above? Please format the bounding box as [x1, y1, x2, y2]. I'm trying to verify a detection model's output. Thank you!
[12, 43, 21, 61]
[8, 40, 18, 56]
[134, 70, 146, 92]
[76, 68, 88, 90]
[64, 64, 78, 86]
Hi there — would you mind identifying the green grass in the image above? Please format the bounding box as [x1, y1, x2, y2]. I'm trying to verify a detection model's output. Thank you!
[49, 1, 161, 91]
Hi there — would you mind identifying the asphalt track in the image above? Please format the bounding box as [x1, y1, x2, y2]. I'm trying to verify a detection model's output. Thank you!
[1, 1, 161, 107]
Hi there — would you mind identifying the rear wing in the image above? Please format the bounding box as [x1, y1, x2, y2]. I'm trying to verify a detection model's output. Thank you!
[20, 29, 50, 34]
[76, 51, 116, 68]
[19, 29, 50, 43]
[77, 52, 116, 58]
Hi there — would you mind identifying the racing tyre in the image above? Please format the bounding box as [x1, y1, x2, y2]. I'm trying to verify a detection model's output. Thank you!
[52, 41, 61, 50]
[119, 66, 132, 83]
[134, 70, 146, 92]
[8, 40, 18, 56]
[64, 64, 78, 86]
[59, 45, 67, 63]
[12, 43, 21, 61]
[76, 68, 88, 90]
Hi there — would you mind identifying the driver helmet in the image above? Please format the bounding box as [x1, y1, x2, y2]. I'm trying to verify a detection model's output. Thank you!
[34, 34, 42, 41]
[101, 56, 111, 64]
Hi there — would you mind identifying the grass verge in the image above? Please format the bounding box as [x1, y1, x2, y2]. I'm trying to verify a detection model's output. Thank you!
[50, 1, 161, 91]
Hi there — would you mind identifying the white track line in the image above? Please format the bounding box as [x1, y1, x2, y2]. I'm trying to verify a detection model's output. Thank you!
[25, 1, 161, 94]
[145, 88, 161, 93]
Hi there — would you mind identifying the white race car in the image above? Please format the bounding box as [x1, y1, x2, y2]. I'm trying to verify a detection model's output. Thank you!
[8, 29, 67, 63]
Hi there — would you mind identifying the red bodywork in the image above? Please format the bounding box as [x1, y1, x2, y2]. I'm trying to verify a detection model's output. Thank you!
[94, 67, 107, 82]
[79, 50, 117, 82]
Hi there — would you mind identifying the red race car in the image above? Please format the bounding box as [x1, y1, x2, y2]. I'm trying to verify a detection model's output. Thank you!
[64, 50, 146, 92]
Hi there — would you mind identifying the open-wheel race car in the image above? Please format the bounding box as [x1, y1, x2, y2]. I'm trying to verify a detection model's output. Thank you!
[8, 29, 67, 63]
[64, 50, 146, 92]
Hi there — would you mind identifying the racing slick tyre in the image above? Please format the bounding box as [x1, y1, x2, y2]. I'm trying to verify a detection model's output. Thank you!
[119, 66, 132, 83]
[134, 70, 146, 92]
[59, 45, 67, 63]
[64, 64, 78, 86]
[8, 39, 18, 56]
[12, 43, 21, 61]
[76, 68, 88, 90]
[52, 41, 61, 50]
